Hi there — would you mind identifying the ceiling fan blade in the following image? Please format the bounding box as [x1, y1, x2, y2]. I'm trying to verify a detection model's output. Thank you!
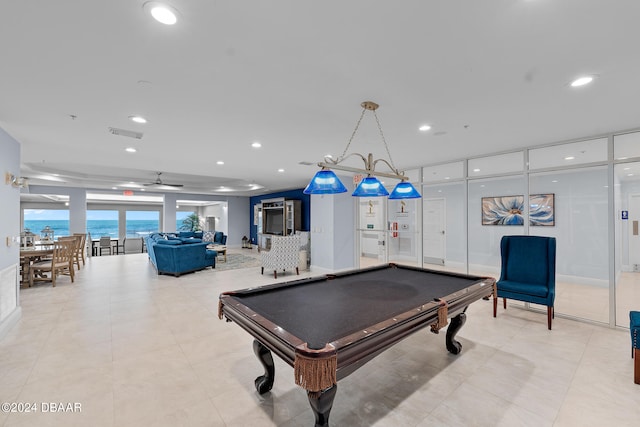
[142, 172, 183, 187]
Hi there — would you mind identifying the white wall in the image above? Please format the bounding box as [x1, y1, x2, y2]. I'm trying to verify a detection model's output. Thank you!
[0, 127, 22, 338]
[226, 197, 249, 248]
[310, 174, 356, 271]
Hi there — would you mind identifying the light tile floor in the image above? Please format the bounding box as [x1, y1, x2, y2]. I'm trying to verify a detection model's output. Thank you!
[1, 251, 639, 426]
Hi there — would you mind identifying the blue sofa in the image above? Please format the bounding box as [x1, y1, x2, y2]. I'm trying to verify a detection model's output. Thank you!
[145, 232, 217, 276]
[203, 231, 227, 245]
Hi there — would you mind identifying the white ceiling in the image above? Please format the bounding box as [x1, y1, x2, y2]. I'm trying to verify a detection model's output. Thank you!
[2, 1, 640, 197]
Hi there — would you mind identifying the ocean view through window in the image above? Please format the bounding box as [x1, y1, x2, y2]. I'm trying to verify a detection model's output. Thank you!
[126, 210, 159, 237]
[87, 210, 118, 238]
[24, 209, 70, 238]
[24, 209, 198, 239]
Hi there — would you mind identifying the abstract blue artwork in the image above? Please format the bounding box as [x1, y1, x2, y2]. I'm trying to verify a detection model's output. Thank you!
[529, 193, 555, 226]
[482, 194, 555, 226]
[482, 195, 524, 225]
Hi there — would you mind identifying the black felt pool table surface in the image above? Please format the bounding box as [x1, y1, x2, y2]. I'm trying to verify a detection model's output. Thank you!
[232, 266, 482, 349]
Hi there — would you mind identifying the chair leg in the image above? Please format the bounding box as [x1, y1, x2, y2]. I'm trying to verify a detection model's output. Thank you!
[493, 296, 497, 318]
[273, 270, 277, 279]
[547, 306, 553, 330]
[635, 348, 639, 385]
[503, 298, 507, 309]
[261, 267, 264, 275]
[296, 267, 299, 275]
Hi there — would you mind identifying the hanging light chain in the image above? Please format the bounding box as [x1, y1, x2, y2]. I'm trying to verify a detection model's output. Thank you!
[372, 109, 397, 171]
[337, 107, 367, 162]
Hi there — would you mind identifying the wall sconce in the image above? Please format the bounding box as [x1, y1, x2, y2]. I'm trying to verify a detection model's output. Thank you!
[5, 172, 29, 189]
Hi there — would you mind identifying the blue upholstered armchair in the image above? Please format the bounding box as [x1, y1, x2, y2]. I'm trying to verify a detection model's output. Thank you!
[493, 235, 556, 329]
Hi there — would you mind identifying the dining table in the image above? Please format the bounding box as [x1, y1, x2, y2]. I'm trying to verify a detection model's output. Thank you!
[19, 246, 54, 286]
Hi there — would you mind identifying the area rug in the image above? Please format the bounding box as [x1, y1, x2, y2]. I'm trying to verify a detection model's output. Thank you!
[214, 252, 261, 272]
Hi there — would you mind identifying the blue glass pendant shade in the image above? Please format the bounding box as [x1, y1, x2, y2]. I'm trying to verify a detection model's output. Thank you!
[388, 181, 421, 199]
[303, 169, 348, 194]
[352, 176, 389, 197]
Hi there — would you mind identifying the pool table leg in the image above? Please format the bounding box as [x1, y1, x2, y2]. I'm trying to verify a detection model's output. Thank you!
[445, 311, 467, 355]
[307, 385, 337, 427]
[253, 340, 275, 393]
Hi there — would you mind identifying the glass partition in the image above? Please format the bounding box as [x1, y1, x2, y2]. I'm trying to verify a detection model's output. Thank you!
[529, 138, 607, 170]
[422, 182, 466, 273]
[468, 175, 525, 278]
[530, 166, 609, 323]
[468, 152, 524, 178]
[614, 131, 640, 160]
[614, 161, 640, 326]
[423, 161, 464, 183]
[357, 198, 387, 268]
[387, 198, 420, 267]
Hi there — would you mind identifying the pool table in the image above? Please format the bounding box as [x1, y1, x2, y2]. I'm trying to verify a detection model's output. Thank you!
[218, 263, 495, 426]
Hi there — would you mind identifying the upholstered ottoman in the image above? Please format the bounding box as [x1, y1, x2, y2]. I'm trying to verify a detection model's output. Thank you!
[631, 311, 640, 385]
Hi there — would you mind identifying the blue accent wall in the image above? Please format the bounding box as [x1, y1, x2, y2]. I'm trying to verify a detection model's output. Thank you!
[249, 189, 310, 245]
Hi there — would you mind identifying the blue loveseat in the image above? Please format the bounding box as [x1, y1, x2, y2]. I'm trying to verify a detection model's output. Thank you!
[145, 232, 217, 276]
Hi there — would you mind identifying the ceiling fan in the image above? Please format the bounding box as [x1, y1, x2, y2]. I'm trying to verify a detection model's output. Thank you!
[143, 172, 184, 188]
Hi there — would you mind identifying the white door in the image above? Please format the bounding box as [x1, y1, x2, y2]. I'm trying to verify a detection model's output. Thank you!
[423, 198, 445, 266]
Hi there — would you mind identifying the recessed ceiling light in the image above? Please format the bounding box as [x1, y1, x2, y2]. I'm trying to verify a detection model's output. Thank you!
[628, 173, 634, 177]
[419, 125, 431, 132]
[112, 187, 117, 190]
[278, 169, 285, 173]
[129, 115, 147, 124]
[444, 176, 450, 180]
[565, 156, 575, 160]
[251, 142, 262, 148]
[473, 168, 480, 172]
[217, 161, 224, 165]
[624, 167, 631, 170]
[552, 180, 558, 183]
[570, 76, 594, 87]
[141, 188, 146, 192]
[125, 147, 137, 153]
[145, 2, 178, 25]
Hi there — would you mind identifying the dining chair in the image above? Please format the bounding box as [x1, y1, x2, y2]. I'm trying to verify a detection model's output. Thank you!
[99, 236, 113, 255]
[30, 240, 75, 287]
[59, 236, 81, 271]
[73, 233, 87, 266]
[115, 237, 125, 255]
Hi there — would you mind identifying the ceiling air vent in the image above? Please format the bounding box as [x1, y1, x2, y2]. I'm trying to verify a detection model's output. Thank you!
[108, 127, 143, 139]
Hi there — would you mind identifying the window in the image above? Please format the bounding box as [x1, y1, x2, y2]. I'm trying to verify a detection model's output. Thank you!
[177, 211, 196, 231]
[23, 209, 70, 238]
[126, 211, 159, 237]
[87, 210, 118, 238]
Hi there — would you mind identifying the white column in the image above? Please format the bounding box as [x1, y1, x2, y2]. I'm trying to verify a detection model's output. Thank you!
[163, 193, 177, 232]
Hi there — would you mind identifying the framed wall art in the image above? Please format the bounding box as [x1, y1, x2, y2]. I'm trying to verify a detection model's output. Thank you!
[482, 194, 555, 226]
[482, 195, 525, 225]
[529, 193, 555, 226]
